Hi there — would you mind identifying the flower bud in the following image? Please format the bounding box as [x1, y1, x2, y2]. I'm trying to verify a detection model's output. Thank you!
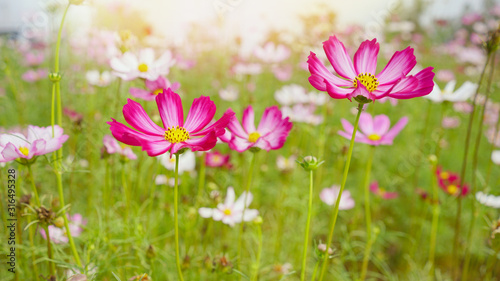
[428, 154, 438, 165]
[297, 156, 324, 171]
[48, 72, 62, 82]
[253, 216, 263, 225]
[53, 216, 64, 228]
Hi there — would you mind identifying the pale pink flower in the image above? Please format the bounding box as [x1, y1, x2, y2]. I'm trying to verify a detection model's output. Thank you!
[338, 112, 408, 146]
[276, 154, 297, 172]
[86, 70, 114, 87]
[220, 106, 293, 152]
[205, 151, 231, 168]
[231, 62, 262, 76]
[199, 187, 259, 227]
[21, 68, 48, 83]
[436, 69, 455, 82]
[369, 182, 398, 199]
[453, 102, 474, 113]
[40, 214, 86, 244]
[272, 65, 293, 81]
[110, 48, 175, 81]
[319, 185, 355, 210]
[377, 96, 398, 106]
[281, 104, 323, 125]
[254, 42, 291, 63]
[219, 85, 239, 102]
[274, 84, 310, 106]
[442, 116, 461, 129]
[103, 135, 137, 160]
[0, 125, 68, 163]
[129, 76, 180, 101]
[24, 52, 45, 66]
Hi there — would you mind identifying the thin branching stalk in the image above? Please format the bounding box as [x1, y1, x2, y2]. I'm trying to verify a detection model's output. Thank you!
[300, 169, 314, 281]
[318, 103, 364, 281]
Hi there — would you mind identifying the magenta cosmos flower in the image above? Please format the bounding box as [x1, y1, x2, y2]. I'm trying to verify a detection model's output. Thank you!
[205, 151, 231, 168]
[369, 182, 398, 199]
[129, 76, 180, 101]
[308, 36, 435, 102]
[220, 105, 293, 152]
[103, 135, 137, 160]
[108, 89, 235, 156]
[0, 125, 68, 163]
[338, 112, 408, 146]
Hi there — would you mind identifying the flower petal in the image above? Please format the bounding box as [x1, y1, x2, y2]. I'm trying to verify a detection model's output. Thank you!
[184, 96, 216, 133]
[376, 46, 416, 84]
[156, 89, 184, 128]
[353, 39, 379, 74]
[323, 36, 356, 79]
[380, 117, 408, 145]
[107, 119, 153, 146]
[123, 99, 165, 135]
[225, 187, 236, 206]
[242, 106, 257, 133]
[358, 112, 374, 135]
[198, 208, 214, 218]
[387, 67, 435, 99]
[372, 114, 391, 136]
[192, 109, 235, 137]
[307, 52, 352, 91]
[129, 87, 154, 101]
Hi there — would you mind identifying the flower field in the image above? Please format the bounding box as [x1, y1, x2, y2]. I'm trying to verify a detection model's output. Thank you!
[1, 1, 500, 280]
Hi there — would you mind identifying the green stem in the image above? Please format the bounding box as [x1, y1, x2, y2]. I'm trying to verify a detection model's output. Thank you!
[27, 165, 40, 206]
[452, 52, 492, 277]
[237, 152, 257, 266]
[300, 169, 314, 281]
[311, 260, 320, 281]
[485, 116, 500, 187]
[462, 51, 497, 280]
[428, 163, 440, 277]
[318, 103, 364, 281]
[251, 223, 263, 281]
[27, 216, 40, 281]
[359, 146, 375, 281]
[42, 225, 57, 280]
[173, 154, 185, 281]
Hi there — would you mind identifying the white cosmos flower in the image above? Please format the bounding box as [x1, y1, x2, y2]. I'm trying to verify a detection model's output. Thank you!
[110, 48, 175, 81]
[199, 187, 259, 227]
[492, 150, 500, 165]
[157, 150, 196, 174]
[274, 84, 310, 106]
[86, 70, 114, 87]
[425, 80, 477, 103]
[319, 185, 355, 210]
[254, 42, 291, 63]
[476, 191, 500, 208]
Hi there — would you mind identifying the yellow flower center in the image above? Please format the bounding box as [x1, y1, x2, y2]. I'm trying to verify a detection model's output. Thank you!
[367, 134, 381, 141]
[353, 73, 379, 92]
[164, 126, 190, 143]
[447, 184, 458, 195]
[248, 132, 261, 143]
[378, 187, 386, 196]
[138, 63, 148, 72]
[440, 172, 449, 180]
[19, 147, 29, 156]
[153, 88, 163, 95]
[223, 208, 232, 215]
[213, 155, 221, 163]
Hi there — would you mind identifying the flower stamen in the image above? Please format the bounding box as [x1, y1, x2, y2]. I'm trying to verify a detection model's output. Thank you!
[248, 132, 261, 143]
[19, 147, 29, 156]
[367, 134, 381, 141]
[353, 73, 379, 92]
[164, 126, 190, 143]
[223, 209, 232, 215]
[153, 88, 163, 95]
[138, 63, 148, 72]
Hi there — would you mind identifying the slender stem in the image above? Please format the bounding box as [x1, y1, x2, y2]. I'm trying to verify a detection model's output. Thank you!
[300, 169, 314, 281]
[462, 51, 497, 280]
[359, 146, 375, 281]
[251, 223, 263, 281]
[452, 52, 491, 277]
[428, 163, 440, 276]
[237, 152, 257, 265]
[27, 165, 40, 206]
[27, 216, 40, 281]
[311, 260, 320, 281]
[42, 225, 57, 279]
[318, 103, 364, 281]
[173, 154, 185, 281]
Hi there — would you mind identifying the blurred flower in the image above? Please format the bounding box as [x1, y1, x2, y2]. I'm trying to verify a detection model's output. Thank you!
[319, 185, 355, 209]
[21, 68, 48, 83]
[462, 12, 482, 26]
[435, 69, 455, 82]
[281, 104, 323, 125]
[369, 181, 398, 199]
[317, 243, 334, 255]
[103, 135, 137, 160]
[485, 127, 500, 147]
[40, 214, 86, 244]
[108, 89, 234, 156]
[425, 80, 477, 103]
[219, 85, 239, 101]
[338, 112, 408, 146]
[308, 36, 434, 102]
[128, 274, 151, 281]
[231, 62, 262, 76]
[377, 96, 398, 106]
[254, 42, 291, 63]
[436, 167, 469, 197]
[274, 84, 310, 106]
[86, 70, 114, 87]
[492, 150, 500, 165]
[476, 191, 500, 208]
[272, 64, 293, 81]
[273, 263, 293, 275]
[442, 116, 461, 129]
[453, 102, 474, 113]
[276, 154, 297, 172]
[0, 125, 68, 163]
[205, 151, 231, 168]
[199, 187, 258, 227]
[110, 48, 175, 81]
[155, 174, 178, 186]
[221, 105, 293, 152]
[157, 150, 196, 173]
[63, 107, 84, 125]
[24, 52, 45, 66]
[129, 76, 180, 101]
[67, 274, 88, 281]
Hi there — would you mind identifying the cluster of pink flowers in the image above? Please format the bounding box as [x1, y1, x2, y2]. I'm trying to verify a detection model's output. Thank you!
[436, 167, 469, 197]
[40, 214, 87, 244]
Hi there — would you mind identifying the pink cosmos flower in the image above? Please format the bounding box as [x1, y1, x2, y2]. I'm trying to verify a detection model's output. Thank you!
[436, 69, 455, 82]
[218, 85, 239, 101]
[442, 116, 461, 129]
[40, 214, 86, 244]
[220, 105, 293, 152]
[0, 125, 68, 163]
[103, 135, 137, 160]
[369, 182, 398, 199]
[24, 52, 45, 66]
[338, 112, 408, 146]
[205, 151, 231, 168]
[272, 65, 293, 81]
[307, 36, 434, 102]
[198, 187, 259, 227]
[108, 89, 235, 156]
[436, 167, 469, 197]
[231, 62, 262, 76]
[21, 68, 48, 83]
[110, 48, 175, 81]
[319, 185, 355, 210]
[129, 76, 180, 101]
